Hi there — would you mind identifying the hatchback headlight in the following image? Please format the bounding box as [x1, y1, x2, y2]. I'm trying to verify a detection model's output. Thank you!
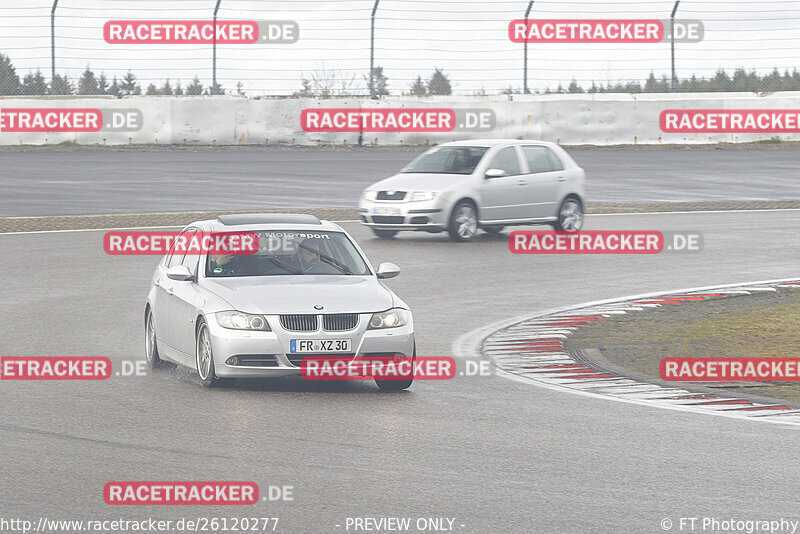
[409, 191, 437, 202]
[216, 311, 271, 331]
[368, 308, 410, 329]
[363, 190, 378, 201]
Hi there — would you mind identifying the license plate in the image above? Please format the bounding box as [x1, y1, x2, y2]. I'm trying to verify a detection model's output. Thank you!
[372, 207, 400, 216]
[290, 339, 351, 353]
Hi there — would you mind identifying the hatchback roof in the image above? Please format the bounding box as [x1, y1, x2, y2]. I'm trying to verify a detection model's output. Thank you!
[438, 138, 556, 147]
[216, 213, 321, 226]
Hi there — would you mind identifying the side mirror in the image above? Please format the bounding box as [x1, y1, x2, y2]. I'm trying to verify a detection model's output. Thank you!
[376, 262, 400, 279]
[485, 168, 507, 179]
[166, 265, 194, 282]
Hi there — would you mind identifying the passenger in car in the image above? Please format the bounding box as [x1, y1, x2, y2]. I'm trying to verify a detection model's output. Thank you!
[210, 254, 240, 276]
[446, 148, 473, 173]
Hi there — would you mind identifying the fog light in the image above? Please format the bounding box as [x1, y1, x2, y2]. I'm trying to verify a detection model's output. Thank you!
[226, 356, 239, 366]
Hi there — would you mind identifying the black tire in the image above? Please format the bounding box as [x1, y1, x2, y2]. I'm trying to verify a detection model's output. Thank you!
[144, 308, 162, 370]
[196, 319, 221, 388]
[375, 345, 416, 391]
[447, 201, 479, 242]
[552, 197, 584, 231]
[372, 229, 398, 239]
[483, 225, 505, 234]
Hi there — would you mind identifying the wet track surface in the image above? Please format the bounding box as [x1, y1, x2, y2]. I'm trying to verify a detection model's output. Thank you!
[2, 211, 799, 533]
[1, 146, 799, 216]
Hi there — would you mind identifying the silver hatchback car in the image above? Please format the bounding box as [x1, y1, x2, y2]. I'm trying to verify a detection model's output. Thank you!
[359, 139, 586, 241]
[144, 214, 415, 390]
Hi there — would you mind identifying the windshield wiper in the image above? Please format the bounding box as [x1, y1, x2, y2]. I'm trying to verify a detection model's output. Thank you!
[318, 253, 352, 275]
[298, 243, 352, 275]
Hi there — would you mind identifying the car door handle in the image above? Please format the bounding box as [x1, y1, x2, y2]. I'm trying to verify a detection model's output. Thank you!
[556, 176, 566, 182]
[517, 179, 527, 185]
[166, 287, 174, 295]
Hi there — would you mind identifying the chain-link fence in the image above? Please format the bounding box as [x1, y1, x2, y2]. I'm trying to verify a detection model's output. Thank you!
[1, 0, 799, 97]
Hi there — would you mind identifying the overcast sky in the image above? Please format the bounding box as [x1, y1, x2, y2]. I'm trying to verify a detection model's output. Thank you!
[2, 0, 799, 95]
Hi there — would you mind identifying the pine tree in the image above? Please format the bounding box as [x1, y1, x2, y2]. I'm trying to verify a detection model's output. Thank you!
[427, 68, 451, 95]
[97, 73, 109, 94]
[0, 53, 21, 95]
[120, 71, 138, 95]
[21, 70, 47, 95]
[186, 76, 203, 95]
[51, 74, 73, 95]
[78, 66, 99, 94]
[409, 76, 426, 96]
[161, 79, 173, 95]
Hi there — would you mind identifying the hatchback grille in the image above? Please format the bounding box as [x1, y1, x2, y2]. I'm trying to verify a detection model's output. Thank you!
[372, 216, 405, 225]
[377, 191, 407, 201]
[279, 314, 318, 332]
[323, 313, 359, 331]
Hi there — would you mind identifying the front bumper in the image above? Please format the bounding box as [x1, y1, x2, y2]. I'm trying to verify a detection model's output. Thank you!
[206, 312, 415, 378]
[358, 197, 448, 231]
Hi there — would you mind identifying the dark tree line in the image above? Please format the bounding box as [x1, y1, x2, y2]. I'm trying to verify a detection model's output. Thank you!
[3, 52, 800, 97]
[0, 54, 235, 96]
[504, 68, 800, 95]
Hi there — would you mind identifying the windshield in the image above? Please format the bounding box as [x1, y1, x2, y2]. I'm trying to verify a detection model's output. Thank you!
[205, 230, 371, 277]
[401, 146, 489, 175]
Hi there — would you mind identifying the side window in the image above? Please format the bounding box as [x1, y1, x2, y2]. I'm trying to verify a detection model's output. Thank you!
[179, 230, 199, 274]
[488, 146, 520, 175]
[522, 145, 558, 173]
[546, 148, 564, 171]
[164, 229, 190, 267]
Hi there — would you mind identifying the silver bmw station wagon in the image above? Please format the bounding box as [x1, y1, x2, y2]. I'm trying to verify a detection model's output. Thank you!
[359, 139, 586, 241]
[144, 214, 415, 390]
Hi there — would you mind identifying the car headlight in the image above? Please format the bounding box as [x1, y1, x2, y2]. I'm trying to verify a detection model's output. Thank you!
[368, 308, 410, 329]
[363, 190, 378, 201]
[409, 191, 437, 202]
[216, 311, 271, 331]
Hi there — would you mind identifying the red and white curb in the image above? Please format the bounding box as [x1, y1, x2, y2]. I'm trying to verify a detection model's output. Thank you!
[455, 278, 800, 425]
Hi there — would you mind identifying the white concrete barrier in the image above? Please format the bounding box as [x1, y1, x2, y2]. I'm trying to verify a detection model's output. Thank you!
[1, 92, 799, 146]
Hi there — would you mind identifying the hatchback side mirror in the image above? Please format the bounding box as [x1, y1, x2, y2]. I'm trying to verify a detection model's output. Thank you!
[166, 265, 194, 281]
[485, 168, 507, 179]
[376, 262, 400, 279]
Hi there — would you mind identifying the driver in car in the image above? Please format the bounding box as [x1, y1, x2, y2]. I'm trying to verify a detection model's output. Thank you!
[297, 241, 322, 273]
[446, 148, 472, 173]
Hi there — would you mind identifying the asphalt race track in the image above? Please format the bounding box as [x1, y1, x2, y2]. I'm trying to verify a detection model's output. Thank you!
[2, 209, 799, 533]
[1, 146, 799, 216]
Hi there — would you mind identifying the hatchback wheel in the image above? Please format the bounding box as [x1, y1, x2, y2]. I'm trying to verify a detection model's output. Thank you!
[553, 198, 584, 231]
[196, 320, 220, 388]
[448, 202, 478, 242]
